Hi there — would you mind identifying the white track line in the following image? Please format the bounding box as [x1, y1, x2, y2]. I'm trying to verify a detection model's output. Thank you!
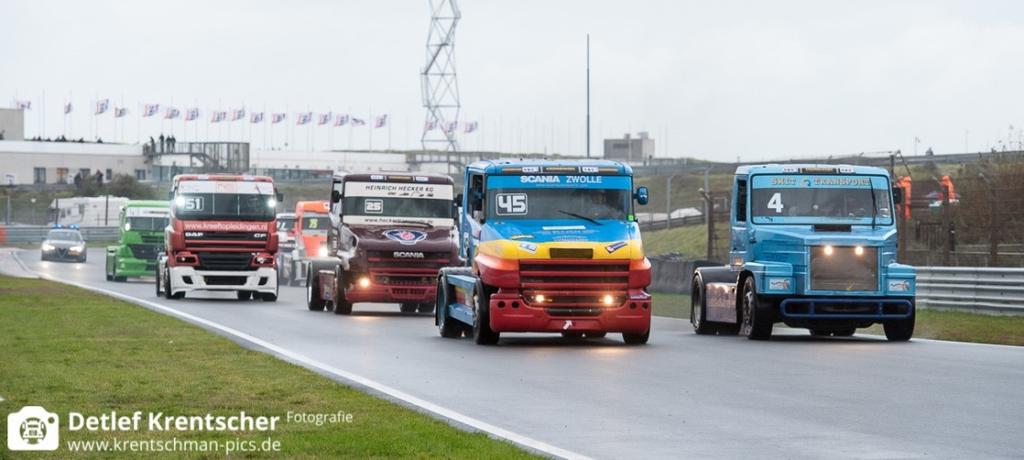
[17, 253, 588, 460]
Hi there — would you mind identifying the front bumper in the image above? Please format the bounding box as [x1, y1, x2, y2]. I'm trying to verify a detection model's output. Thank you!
[42, 248, 85, 261]
[488, 289, 651, 333]
[115, 257, 158, 277]
[344, 282, 437, 303]
[168, 266, 278, 294]
[779, 296, 915, 319]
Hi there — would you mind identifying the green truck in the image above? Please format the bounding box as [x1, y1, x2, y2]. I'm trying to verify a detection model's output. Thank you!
[106, 200, 171, 281]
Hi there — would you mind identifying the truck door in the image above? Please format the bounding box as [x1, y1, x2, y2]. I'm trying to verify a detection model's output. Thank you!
[329, 179, 344, 254]
[730, 176, 750, 265]
[462, 173, 485, 263]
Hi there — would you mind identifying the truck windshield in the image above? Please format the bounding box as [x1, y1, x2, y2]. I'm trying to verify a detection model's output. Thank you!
[276, 217, 295, 232]
[127, 216, 169, 232]
[487, 188, 631, 221]
[301, 214, 329, 233]
[343, 197, 452, 219]
[750, 174, 893, 225]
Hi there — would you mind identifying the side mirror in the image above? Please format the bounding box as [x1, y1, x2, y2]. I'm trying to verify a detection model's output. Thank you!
[892, 187, 904, 205]
[451, 201, 460, 219]
[276, 191, 284, 203]
[634, 186, 649, 205]
[331, 190, 342, 203]
[454, 192, 463, 205]
[167, 190, 174, 200]
[472, 210, 484, 223]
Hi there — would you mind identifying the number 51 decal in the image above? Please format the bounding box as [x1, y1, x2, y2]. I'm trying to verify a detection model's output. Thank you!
[495, 193, 528, 215]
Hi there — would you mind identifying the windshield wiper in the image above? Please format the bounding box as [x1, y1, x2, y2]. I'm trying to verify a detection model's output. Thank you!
[392, 219, 434, 229]
[558, 210, 601, 225]
[869, 188, 878, 230]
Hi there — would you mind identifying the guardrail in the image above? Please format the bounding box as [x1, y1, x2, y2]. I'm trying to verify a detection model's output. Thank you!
[916, 266, 1024, 314]
[0, 226, 119, 244]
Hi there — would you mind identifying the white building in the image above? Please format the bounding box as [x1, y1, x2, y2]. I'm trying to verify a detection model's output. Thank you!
[0, 141, 148, 185]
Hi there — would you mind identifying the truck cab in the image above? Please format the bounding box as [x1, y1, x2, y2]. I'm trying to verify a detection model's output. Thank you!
[306, 172, 460, 315]
[106, 200, 170, 281]
[691, 164, 916, 341]
[279, 201, 330, 285]
[436, 160, 653, 345]
[157, 174, 282, 301]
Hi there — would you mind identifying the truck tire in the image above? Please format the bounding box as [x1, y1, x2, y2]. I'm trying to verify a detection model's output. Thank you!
[437, 274, 462, 338]
[400, 303, 418, 314]
[884, 309, 915, 342]
[333, 265, 353, 315]
[472, 281, 500, 345]
[740, 276, 773, 340]
[691, 277, 717, 335]
[561, 332, 584, 340]
[417, 303, 435, 314]
[622, 330, 650, 345]
[155, 267, 162, 297]
[306, 265, 326, 311]
[810, 328, 856, 337]
[584, 332, 607, 339]
[237, 291, 252, 301]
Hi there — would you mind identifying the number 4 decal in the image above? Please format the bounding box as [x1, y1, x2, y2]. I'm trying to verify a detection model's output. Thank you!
[495, 193, 528, 215]
[767, 192, 784, 213]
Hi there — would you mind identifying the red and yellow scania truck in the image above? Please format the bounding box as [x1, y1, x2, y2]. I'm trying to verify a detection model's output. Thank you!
[156, 174, 282, 301]
[279, 200, 331, 286]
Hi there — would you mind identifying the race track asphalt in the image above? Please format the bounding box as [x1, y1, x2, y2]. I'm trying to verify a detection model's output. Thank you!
[11, 248, 1024, 459]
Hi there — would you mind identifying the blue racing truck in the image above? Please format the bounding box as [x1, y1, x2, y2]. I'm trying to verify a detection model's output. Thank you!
[691, 164, 916, 341]
[435, 160, 654, 345]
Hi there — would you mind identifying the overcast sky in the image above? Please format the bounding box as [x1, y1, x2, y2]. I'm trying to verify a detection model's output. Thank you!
[3, 0, 1023, 161]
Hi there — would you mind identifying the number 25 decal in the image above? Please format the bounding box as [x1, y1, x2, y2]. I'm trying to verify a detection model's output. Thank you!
[767, 192, 784, 213]
[495, 193, 528, 215]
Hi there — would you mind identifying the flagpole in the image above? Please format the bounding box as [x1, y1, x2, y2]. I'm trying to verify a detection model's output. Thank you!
[388, 113, 392, 150]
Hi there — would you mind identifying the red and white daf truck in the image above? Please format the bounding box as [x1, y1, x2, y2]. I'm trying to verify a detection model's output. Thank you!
[156, 174, 282, 301]
[306, 172, 460, 315]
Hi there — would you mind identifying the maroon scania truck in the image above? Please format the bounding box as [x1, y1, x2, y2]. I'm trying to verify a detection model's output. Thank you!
[306, 172, 460, 315]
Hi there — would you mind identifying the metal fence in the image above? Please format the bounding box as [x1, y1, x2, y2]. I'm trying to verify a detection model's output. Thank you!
[916, 266, 1024, 314]
[0, 226, 119, 244]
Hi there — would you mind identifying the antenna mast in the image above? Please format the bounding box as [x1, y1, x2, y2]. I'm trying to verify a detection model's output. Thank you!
[421, 0, 461, 152]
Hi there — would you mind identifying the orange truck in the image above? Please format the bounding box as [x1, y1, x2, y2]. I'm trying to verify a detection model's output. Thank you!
[279, 200, 331, 286]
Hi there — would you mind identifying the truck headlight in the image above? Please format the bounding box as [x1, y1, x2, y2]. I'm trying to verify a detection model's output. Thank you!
[767, 277, 791, 290]
[318, 245, 329, 257]
[69, 245, 85, 253]
[888, 280, 911, 292]
[358, 276, 371, 288]
[41, 243, 55, 251]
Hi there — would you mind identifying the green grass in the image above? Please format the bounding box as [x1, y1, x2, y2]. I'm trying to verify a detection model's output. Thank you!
[0, 276, 535, 459]
[641, 225, 708, 258]
[650, 290, 1024, 346]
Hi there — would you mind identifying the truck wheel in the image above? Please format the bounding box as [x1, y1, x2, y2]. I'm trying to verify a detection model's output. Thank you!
[740, 276, 773, 340]
[306, 265, 326, 311]
[561, 332, 584, 340]
[810, 328, 856, 337]
[333, 265, 353, 315]
[155, 267, 162, 297]
[237, 291, 252, 301]
[691, 277, 718, 335]
[883, 310, 915, 342]
[472, 282, 500, 345]
[417, 303, 435, 314]
[584, 331, 607, 339]
[400, 303, 418, 314]
[622, 330, 650, 345]
[437, 275, 462, 338]
[162, 269, 173, 299]
[261, 292, 278, 302]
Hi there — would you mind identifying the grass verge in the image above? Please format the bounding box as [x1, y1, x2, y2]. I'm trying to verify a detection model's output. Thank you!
[640, 225, 707, 258]
[650, 290, 1024, 346]
[0, 276, 535, 459]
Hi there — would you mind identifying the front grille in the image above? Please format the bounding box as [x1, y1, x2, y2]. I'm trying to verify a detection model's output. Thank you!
[128, 244, 160, 260]
[809, 246, 878, 291]
[141, 234, 164, 244]
[197, 252, 253, 271]
[204, 275, 247, 286]
[186, 231, 267, 241]
[519, 260, 629, 289]
[366, 251, 450, 285]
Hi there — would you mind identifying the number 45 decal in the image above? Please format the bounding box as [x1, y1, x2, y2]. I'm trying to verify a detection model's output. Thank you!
[495, 193, 528, 215]
[767, 192, 784, 213]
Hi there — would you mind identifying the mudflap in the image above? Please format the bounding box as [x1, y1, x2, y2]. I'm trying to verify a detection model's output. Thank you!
[308, 259, 341, 302]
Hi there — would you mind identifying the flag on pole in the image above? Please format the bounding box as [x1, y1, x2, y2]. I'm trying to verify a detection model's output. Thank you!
[424, 120, 437, 131]
[333, 114, 349, 127]
[296, 112, 312, 125]
[463, 121, 478, 133]
[318, 112, 332, 125]
[272, 113, 287, 124]
[374, 114, 388, 128]
[231, 108, 246, 121]
[14, 100, 31, 110]
[143, 104, 160, 117]
[211, 111, 227, 123]
[64, 102, 73, 114]
[351, 117, 366, 126]
[164, 107, 181, 119]
[185, 108, 200, 121]
[95, 99, 110, 115]
[114, 107, 128, 118]
[444, 121, 458, 134]
[250, 112, 264, 124]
